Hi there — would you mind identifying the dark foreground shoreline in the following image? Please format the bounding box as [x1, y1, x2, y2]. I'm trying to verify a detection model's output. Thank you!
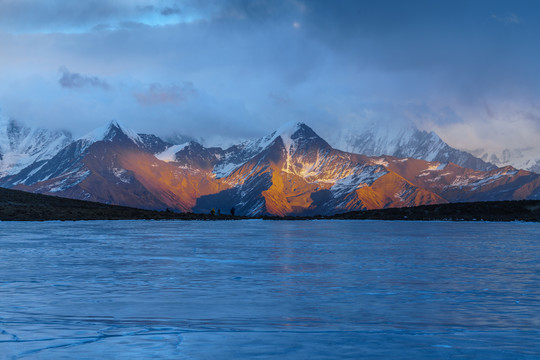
[328, 200, 540, 222]
[0, 187, 240, 221]
[1, 187, 539, 222]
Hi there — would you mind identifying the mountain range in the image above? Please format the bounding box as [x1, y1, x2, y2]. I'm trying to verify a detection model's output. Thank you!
[0, 119, 538, 216]
[341, 120, 497, 172]
[339, 119, 540, 174]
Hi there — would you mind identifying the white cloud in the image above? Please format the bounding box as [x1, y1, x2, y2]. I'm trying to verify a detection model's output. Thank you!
[491, 12, 521, 25]
[0, 0, 539, 158]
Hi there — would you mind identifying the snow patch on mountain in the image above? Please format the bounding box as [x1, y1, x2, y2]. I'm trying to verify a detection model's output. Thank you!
[213, 161, 242, 178]
[417, 163, 447, 177]
[112, 168, 131, 184]
[446, 167, 519, 190]
[155, 143, 189, 162]
[394, 187, 417, 202]
[331, 165, 387, 197]
[48, 169, 90, 193]
[211, 143, 263, 179]
[371, 158, 389, 167]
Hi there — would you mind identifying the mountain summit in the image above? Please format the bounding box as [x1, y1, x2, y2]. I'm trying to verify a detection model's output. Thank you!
[269, 122, 330, 150]
[80, 120, 143, 146]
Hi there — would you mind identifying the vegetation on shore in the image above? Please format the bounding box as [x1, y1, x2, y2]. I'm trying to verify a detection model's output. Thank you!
[0, 187, 244, 221]
[327, 200, 540, 222]
[1, 187, 538, 222]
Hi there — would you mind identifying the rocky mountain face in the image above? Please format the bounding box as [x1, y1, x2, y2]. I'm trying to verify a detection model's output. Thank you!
[1, 121, 539, 216]
[342, 121, 497, 172]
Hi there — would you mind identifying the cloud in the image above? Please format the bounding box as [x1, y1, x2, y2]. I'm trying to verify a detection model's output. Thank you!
[0, 0, 540, 155]
[58, 67, 110, 90]
[134, 82, 196, 106]
[161, 6, 182, 16]
[0, 0, 195, 33]
[491, 13, 521, 24]
[269, 92, 292, 106]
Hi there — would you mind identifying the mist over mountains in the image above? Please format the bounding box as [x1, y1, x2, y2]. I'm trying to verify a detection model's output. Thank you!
[0, 117, 72, 177]
[340, 120, 497, 172]
[0, 117, 538, 216]
[471, 147, 540, 174]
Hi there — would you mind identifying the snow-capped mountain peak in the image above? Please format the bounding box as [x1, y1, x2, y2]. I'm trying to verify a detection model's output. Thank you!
[270, 122, 324, 149]
[211, 122, 329, 178]
[274, 121, 305, 149]
[79, 120, 142, 145]
[0, 118, 72, 177]
[237, 122, 316, 155]
[77, 120, 172, 156]
[342, 120, 496, 171]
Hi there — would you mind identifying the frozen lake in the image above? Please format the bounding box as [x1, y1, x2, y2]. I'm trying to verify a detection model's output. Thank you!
[0, 220, 539, 359]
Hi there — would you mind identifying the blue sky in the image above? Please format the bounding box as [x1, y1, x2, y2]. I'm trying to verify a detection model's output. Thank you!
[0, 0, 539, 152]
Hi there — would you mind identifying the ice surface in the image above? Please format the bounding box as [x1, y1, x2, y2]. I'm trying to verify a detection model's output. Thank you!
[0, 220, 538, 359]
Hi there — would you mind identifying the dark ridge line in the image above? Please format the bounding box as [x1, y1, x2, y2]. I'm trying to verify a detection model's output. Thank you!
[261, 200, 540, 222]
[323, 200, 540, 222]
[0, 187, 247, 221]
[1, 187, 539, 222]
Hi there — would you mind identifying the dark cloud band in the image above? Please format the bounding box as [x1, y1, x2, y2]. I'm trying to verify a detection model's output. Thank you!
[134, 82, 196, 106]
[58, 67, 110, 90]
